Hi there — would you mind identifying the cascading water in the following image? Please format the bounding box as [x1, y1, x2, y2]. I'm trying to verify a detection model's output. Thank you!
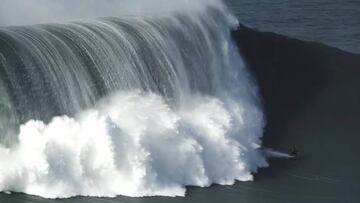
[0, 0, 268, 198]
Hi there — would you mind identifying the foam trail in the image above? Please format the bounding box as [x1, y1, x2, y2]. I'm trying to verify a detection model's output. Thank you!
[0, 0, 267, 199]
[263, 149, 294, 159]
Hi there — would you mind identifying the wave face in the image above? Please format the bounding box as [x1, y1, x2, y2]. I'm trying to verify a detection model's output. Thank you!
[0, 1, 267, 198]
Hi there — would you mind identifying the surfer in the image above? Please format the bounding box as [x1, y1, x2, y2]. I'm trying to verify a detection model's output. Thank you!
[290, 146, 298, 157]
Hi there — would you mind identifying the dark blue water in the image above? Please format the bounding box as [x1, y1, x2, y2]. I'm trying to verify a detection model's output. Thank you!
[225, 0, 360, 53]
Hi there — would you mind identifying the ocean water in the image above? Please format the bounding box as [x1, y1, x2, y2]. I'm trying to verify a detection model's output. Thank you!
[225, 0, 360, 53]
[0, 0, 359, 203]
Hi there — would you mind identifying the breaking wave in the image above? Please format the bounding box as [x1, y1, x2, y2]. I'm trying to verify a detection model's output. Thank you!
[0, 0, 267, 198]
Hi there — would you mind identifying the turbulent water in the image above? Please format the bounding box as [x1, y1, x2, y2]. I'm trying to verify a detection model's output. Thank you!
[0, 0, 267, 199]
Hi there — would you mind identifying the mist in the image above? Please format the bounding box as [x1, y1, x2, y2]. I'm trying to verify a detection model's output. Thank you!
[0, 0, 225, 26]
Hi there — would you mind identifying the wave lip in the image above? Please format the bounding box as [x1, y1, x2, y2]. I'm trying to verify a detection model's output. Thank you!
[0, 0, 231, 26]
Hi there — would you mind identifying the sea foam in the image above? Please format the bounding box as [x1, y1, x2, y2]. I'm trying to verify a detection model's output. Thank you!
[0, 91, 267, 198]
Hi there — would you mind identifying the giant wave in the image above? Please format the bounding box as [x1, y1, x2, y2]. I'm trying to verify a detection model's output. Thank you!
[0, 0, 267, 198]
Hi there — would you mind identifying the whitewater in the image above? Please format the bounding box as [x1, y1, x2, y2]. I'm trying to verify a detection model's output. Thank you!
[0, 0, 268, 198]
